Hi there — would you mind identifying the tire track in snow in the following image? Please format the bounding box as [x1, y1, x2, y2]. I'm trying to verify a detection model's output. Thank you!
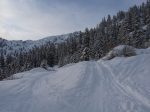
[100, 61, 150, 109]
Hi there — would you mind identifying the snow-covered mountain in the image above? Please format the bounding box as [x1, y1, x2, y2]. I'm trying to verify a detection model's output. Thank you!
[0, 32, 79, 55]
[0, 47, 150, 112]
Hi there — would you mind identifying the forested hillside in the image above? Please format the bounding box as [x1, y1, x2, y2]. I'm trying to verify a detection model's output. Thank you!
[0, 1, 150, 80]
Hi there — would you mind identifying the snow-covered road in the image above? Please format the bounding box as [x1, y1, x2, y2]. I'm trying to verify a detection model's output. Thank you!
[0, 54, 150, 112]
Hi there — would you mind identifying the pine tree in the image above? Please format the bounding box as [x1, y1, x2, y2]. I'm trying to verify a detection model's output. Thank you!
[83, 28, 90, 48]
[0, 52, 6, 79]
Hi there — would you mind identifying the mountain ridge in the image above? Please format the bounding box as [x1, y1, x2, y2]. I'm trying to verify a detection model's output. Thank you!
[0, 32, 79, 56]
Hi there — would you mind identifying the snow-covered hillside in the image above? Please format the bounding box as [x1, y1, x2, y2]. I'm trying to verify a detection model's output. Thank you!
[0, 32, 79, 55]
[0, 48, 150, 112]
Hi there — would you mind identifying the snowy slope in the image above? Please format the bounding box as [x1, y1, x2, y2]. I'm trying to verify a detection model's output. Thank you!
[0, 49, 150, 112]
[0, 32, 79, 55]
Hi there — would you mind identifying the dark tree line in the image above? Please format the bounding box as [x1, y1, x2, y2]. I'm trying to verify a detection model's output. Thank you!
[0, 0, 150, 80]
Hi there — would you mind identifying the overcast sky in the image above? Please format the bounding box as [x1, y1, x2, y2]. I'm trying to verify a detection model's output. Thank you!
[0, 0, 145, 40]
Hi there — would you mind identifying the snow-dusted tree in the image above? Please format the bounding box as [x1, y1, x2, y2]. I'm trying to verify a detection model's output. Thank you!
[0, 52, 6, 79]
[40, 59, 48, 69]
[80, 47, 90, 61]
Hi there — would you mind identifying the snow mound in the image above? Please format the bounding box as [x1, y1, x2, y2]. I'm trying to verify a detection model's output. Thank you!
[103, 45, 136, 60]
[135, 47, 150, 55]
[103, 45, 150, 60]
[6, 68, 48, 80]
[0, 52, 150, 112]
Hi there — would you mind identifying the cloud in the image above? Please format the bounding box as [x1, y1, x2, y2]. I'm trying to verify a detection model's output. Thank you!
[0, 0, 90, 40]
[0, 0, 145, 40]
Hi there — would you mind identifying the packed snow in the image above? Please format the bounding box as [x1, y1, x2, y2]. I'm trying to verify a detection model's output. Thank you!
[0, 48, 150, 112]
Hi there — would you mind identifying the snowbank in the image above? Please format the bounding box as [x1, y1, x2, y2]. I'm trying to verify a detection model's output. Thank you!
[103, 45, 150, 60]
[5, 68, 48, 80]
[135, 47, 150, 55]
[102, 45, 136, 60]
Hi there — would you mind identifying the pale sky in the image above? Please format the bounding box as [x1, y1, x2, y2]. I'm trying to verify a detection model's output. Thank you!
[0, 0, 146, 40]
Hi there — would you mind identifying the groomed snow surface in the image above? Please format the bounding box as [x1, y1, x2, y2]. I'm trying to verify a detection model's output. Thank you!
[0, 48, 150, 112]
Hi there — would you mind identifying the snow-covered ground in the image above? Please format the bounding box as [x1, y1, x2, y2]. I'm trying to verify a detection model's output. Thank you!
[0, 49, 150, 112]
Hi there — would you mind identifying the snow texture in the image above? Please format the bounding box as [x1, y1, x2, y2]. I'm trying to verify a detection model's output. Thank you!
[0, 48, 150, 112]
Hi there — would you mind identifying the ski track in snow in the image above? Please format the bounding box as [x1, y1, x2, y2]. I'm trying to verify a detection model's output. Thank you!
[0, 55, 150, 112]
[101, 61, 150, 109]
